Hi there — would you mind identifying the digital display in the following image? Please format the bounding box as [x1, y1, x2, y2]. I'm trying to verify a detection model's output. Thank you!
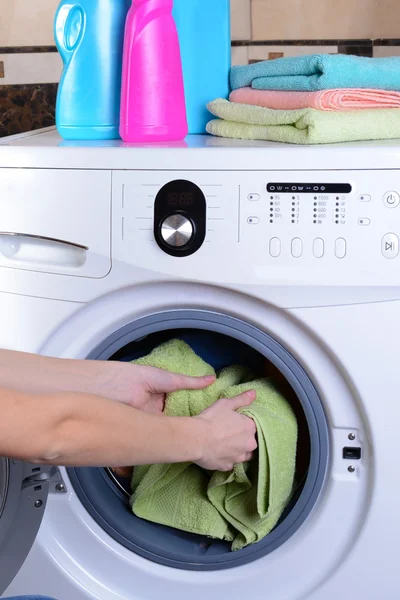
[267, 183, 352, 194]
[167, 192, 195, 207]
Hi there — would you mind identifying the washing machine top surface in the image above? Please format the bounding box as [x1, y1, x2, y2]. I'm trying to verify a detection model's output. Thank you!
[1, 127, 400, 171]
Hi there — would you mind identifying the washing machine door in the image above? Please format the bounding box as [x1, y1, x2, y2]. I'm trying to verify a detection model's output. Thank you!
[0, 458, 51, 594]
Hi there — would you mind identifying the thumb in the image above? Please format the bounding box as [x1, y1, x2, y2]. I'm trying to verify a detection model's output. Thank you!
[225, 390, 256, 411]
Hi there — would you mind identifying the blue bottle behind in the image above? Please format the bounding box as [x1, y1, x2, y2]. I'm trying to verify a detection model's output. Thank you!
[54, 0, 130, 140]
[172, 0, 231, 135]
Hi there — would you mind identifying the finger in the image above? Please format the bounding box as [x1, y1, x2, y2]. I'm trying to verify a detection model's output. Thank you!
[220, 462, 234, 472]
[140, 366, 215, 394]
[163, 372, 216, 393]
[237, 455, 249, 464]
[234, 452, 254, 465]
[247, 437, 258, 452]
[226, 390, 256, 411]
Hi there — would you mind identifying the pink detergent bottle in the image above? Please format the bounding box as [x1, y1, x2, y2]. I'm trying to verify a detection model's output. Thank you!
[120, 0, 188, 143]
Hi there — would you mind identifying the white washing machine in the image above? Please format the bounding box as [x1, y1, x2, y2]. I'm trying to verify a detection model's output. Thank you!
[0, 128, 399, 599]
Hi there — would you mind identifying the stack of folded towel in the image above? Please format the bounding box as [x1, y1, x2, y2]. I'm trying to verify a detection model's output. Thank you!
[206, 54, 400, 145]
[130, 339, 298, 550]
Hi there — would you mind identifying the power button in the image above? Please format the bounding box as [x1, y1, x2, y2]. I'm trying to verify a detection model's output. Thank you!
[383, 191, 400, 208]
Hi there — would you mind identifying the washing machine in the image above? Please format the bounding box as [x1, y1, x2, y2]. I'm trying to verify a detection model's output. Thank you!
[0, 128, 399, 599]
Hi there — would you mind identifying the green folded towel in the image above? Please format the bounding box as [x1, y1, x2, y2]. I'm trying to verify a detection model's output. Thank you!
[130, 339, 298, 550]
[206, 98, 400, 145]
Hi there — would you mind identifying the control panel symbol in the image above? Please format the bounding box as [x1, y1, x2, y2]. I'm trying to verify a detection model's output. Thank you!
[359, 194, 371, 202]
[382, 233, 399, 259]
[247, 217, 259, 224]
[358, 218, 371, 226]
[383, 191, 400, 208]
[248, 194, 260, 201]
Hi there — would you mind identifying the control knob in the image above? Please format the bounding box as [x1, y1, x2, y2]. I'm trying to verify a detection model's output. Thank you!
[160, 214, 194, 248]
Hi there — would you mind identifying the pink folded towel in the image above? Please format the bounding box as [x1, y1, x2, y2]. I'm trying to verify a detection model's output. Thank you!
[230, 87, 400, 112]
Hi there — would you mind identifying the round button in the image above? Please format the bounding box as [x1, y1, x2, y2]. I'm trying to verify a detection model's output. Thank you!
[383, 191, 400, 208]
[335, 238, 347, 259]
[313, 238, 324, 258]
[382, 233, 399, 259]
[269, 237, 281, 258]
[291, 238, 303, 258]
[160, 214, 194, 248]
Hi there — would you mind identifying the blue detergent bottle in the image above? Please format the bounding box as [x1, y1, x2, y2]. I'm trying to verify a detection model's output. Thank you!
[172, 0, 231, 135]
[54, 0, 130, 140]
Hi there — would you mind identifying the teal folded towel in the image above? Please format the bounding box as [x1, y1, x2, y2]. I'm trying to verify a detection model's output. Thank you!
[231, 54, 400, 92]
[206, 98, 400, 145]
[130, 339, 298, 550]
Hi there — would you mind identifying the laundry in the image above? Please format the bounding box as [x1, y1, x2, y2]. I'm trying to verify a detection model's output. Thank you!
[206, 98, 400, 145]
[230, 54, 400, 92]
[130, 339, 298, 550]
[229, 87, 400, 112]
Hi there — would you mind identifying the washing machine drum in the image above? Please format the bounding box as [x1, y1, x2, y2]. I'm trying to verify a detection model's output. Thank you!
[0, 459, 51, 594]
[68, 310, 330, 571]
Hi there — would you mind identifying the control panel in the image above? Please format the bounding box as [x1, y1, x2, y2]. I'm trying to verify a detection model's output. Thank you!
[242, 181, 400, 262]
[112, 169, 400, 287]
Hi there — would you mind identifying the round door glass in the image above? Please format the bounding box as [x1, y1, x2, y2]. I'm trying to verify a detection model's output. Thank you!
[67, 310, 329, 571]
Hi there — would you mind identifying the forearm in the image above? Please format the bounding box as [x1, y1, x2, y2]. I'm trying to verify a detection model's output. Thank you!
[0, 349, 116, 397]
[0, 387, 205, 467]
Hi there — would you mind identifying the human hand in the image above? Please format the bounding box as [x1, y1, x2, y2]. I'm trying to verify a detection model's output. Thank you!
[194, 391, 258, 471]
[103, 362, 215, 414]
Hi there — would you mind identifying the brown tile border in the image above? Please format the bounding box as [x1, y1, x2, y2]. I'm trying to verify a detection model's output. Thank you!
[232, 39, 400, 47]
[0, 46, 58, 54]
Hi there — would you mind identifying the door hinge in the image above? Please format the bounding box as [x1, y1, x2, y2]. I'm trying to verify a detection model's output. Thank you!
[21, 463, 67, 493]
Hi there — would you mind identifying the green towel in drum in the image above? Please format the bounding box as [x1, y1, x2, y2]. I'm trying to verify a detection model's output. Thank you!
[130, 339, 298, 550]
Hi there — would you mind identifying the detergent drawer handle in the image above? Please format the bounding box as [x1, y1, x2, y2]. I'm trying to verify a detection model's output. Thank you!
[0, 232, 88, 251]
[0, 232, 89, 269]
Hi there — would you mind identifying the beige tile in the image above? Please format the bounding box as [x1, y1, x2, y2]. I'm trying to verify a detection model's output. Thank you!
[0, 0, 59, 47]
[251, 0, 377, 40]
[0, 52, 62, 85]
[248, 45, 337, 62]
[373, 0, 400, 38]
[373, 46, 400, 58]
[232, 46, 249, 66]
[231, 0, 252, 40]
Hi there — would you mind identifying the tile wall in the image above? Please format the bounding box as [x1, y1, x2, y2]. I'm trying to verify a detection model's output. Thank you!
[1, 0, 400, 137]
[232, 0, 400, 67]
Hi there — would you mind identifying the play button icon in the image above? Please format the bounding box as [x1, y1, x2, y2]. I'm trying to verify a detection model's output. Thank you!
[382, 233, 399, 258]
